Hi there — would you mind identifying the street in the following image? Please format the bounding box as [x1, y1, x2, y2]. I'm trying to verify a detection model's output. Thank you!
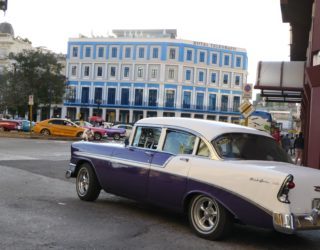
[1, 138, 320, 249]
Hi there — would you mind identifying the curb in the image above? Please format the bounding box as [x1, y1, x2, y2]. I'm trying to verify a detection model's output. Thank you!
[0, 132, 79, 141]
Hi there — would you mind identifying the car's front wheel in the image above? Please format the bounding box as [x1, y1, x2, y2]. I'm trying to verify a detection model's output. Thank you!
[113, 133, 120, 140]
[188, 194, 233, 240]
[76, 163, 101, 201]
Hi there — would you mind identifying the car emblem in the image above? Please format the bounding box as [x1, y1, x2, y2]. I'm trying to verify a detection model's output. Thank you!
[314, 186, 320, 192]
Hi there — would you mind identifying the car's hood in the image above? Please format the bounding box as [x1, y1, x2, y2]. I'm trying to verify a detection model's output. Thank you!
[232, 160, 320, 177]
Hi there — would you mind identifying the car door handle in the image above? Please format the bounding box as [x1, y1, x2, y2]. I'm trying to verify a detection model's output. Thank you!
[180, 157, 189, 162]
[145, 151, 154, 156]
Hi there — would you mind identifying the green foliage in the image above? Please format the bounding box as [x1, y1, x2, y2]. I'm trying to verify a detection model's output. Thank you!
[0, 49, 65, 117]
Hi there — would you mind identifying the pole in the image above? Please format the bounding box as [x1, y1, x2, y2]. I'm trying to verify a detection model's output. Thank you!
[245, 117, 248, 127]
[29, 104, 33, 136]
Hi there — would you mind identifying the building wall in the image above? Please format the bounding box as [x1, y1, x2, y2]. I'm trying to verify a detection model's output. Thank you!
[63, 36, 248, 123]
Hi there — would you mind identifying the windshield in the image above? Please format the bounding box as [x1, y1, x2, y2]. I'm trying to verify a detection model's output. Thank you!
[212, 133, 292, 163]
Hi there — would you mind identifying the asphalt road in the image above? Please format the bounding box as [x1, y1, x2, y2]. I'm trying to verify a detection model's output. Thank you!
[1, 138, 320, 250]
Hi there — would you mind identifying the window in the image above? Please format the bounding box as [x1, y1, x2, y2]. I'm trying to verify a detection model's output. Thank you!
[148, 89, 157, 106]
[199, 51, 205, 63]
[97, 66, 103, 77]
[235, 75, 241, 85]
[85, 47, 91, 57]
[197, 139, 211, 157]
[138, 47, 145, 58]
[183, 91, 191, 109]
[196, 92, 204, 109]
[233, 96, 240, 112]
[84, 66, 90, 77]
[163, 130, 196, 155]
[94, 88, 102, 104]
[186, 70, 191, 81]
[165, 89, 175, 107]
[223, 73, 229, 84]
[98, 47, 104, 58]
[186, 50, 192, 61]
[169, 48, 176, 59]
[71, 66, 77, 76]
[123, 67, 130, 78]
[72, 47, 78, 57]
[133, 127, 162, 149]
[211, 72, 217, 84]
[224, 54, 230, 66]
[221, 95, 228, 111]
[107, 88, 116, 105]
[110, 66, 116, 77]
[125, 47, 131, 58]
[211, 53, 218, 64]
[137, 67, 144, 78]
[168, 69, 175, 79]
[151, 68, 157, 79]
[236, 56, 242, 67]
[134, 89, 143, 105]
[152, 48, 159, 58]
[121, 88, 130, 105]
[81, 87, 89, 103]
[198, 71, 204, 82]
[66, 86, 76, 102]
[111, 47, 118, 58]
[208, 94, 216, 110]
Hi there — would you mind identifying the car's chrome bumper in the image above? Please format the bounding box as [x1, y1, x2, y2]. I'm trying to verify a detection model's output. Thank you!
[65, 163, 76, 178]
[273, 209, 320, 234]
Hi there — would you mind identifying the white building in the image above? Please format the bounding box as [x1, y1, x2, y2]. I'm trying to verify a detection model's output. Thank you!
[62, 29, 248, 123]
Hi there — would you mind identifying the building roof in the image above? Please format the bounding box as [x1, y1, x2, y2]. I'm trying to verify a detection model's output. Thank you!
[136, 117, 268, 141]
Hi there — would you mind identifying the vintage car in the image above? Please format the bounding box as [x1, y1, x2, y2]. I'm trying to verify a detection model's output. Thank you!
[66, 117, 320, 240]
[33, 118, 85, 137]
[74, 121, 107, 141]
[0, 119, 21, 131]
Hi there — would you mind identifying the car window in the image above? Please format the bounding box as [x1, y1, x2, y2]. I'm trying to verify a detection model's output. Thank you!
[133, 127, 161, 149]
[196, 139, 211, 157]
[212, 133, 292, 163]
[49, 120, 64, 125]
[163, 130, 196, 155]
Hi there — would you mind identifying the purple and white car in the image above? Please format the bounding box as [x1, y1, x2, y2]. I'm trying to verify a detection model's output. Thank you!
[66, 117, 320, 240]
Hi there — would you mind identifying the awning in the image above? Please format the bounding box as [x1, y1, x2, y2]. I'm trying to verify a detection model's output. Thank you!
[255, 61, 304, 103]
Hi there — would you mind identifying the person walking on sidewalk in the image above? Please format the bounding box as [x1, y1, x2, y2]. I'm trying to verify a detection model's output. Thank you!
[294, 132, 304, 165]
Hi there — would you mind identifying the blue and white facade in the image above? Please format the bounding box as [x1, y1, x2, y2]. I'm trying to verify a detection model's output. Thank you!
[62, 29, 248, 123]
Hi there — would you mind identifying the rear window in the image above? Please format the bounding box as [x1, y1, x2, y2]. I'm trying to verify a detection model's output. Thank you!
[212, 133, 292, 163]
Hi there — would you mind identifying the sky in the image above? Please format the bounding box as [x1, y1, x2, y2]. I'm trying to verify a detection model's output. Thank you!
[2, 0, 290, 85]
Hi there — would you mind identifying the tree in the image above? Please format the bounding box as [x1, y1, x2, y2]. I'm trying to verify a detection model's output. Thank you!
[1, 49, 65, 118]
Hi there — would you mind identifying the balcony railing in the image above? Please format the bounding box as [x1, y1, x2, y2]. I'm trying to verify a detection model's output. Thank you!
[63, 99, 240, 113]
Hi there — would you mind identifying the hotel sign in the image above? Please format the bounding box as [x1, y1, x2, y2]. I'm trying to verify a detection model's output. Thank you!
[193, 41, 239, 51]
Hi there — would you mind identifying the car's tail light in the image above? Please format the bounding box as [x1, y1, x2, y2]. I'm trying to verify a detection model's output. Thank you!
[277, 175, 295, 204]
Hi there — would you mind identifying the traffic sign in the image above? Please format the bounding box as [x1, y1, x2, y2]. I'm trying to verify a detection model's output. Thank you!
[239, 99, 255, 118]
[242, 83, 253, 99]
[28, 95, 34, 105]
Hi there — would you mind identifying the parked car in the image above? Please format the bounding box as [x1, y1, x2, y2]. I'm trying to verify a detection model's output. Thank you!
[0, 119, 20, 131]
[112, 124, 133, 137]
[33, 118, 85, 137]
[74, 121, 107, 141]
[66, 117, 320, 240]
[18, 120, 36, 132]
[105, 127, 126, 140]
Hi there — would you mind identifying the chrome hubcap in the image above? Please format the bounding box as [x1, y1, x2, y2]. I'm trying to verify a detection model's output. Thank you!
[193, 197, 219, 232]
[78, 169, 89, 196]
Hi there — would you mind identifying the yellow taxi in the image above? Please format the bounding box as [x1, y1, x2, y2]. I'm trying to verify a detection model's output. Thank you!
[33, 118, 85, 137]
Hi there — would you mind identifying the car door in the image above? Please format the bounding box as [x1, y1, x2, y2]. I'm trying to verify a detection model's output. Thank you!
[147, 129, 198, 210]
[102, 126, 163, 200]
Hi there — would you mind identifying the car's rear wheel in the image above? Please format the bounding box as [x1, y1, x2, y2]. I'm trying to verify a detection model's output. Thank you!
[76, 132, 83, 138]
[113, 133, 120, 140]
[94, 132, 102, 141]
[188, 194, 233, 240]
[76, 163, 101, 201]
[40, 129, 50, 136]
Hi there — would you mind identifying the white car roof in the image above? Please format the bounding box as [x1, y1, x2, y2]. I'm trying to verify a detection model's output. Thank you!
[136, 117, 270, 141]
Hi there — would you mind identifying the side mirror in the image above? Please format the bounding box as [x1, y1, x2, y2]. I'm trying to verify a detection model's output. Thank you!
[124, 138, 129, 147]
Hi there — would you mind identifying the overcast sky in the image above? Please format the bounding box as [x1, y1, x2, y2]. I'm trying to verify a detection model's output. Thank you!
[3, 0, 290, 84]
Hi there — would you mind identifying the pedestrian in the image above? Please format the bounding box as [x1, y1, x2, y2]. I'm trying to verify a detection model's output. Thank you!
[281, 134, 290, 153]
[294, 132, 304, 165]
[272, 128, 281, 145]
[82, 128, 94, 141]
[289, 135, 295, 156]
